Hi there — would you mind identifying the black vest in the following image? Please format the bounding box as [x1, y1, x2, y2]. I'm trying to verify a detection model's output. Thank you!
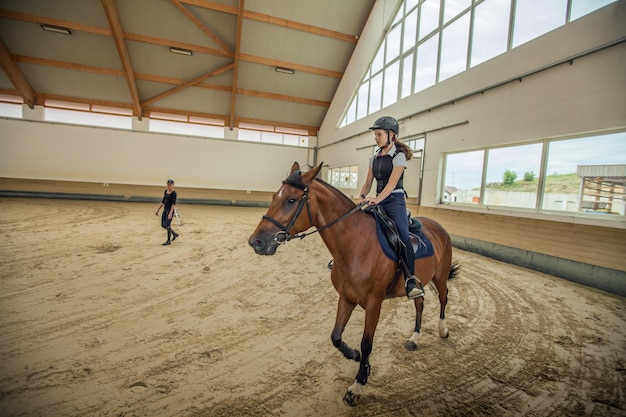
[373, 149, 404, 195]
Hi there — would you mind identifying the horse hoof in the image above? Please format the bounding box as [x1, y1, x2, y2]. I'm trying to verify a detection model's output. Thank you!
[404, 341, 418, 351]
[440, 329, 449, 338]
[353, 349, 361, 362]
[343, 390, 360, 407]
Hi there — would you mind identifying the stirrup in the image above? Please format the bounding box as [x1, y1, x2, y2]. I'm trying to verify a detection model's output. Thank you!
[405, 276, 425, 299]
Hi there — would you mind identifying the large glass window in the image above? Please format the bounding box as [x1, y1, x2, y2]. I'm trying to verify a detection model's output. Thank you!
[419, 0, 441, 40]
[542, 133, 626, 215]
[383, 61, 400, 108]
[570, 0, 615, 21]
[401, 53, 414, 99]
[444, 150, 484, 204]
[512, 0, 567, 48]
[444, 0, 471, 24]
[443, 131, 626, 217]
[403, 8, 418, 53]
[328, 165, 359, 189]
[369, 73, 383, 114]
[46, 108, 132, 130]
[339, 0, 617, 128]
[471, 0, 511, 67]
[356, 82, 369, 120]
[414, 33, 439, 93]
[484, 143, 543, 208]
[386, 24, 402, 64]
[439, 12, 470, 81]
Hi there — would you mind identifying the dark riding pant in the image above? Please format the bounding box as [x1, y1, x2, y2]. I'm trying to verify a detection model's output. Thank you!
[380, 192, 416, 276]
[379, 192, 409, 243]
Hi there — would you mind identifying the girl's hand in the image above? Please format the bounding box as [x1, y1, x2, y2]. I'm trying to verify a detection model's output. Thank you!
[168, 213, 173, 220]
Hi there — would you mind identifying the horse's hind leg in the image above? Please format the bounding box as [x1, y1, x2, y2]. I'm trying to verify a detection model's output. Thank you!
[435, 272, 450, 338]
[331, 296, 360, 362]
[405, 296, 424, 351]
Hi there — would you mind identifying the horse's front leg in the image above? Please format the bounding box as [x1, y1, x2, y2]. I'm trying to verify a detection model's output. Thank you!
[331, 296, 360, 361]
[343, 302, 381, 406]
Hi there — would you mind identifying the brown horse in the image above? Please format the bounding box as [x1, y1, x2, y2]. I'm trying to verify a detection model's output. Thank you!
[248, 162, 459, 406]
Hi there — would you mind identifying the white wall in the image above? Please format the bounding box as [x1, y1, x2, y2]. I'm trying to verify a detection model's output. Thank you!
[318, 2, 626, 214]
[0, 116, 312, 192]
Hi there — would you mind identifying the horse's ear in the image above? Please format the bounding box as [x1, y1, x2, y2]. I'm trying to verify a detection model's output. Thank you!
[301, 162, 323, 185]
[290, 161, 300, 174]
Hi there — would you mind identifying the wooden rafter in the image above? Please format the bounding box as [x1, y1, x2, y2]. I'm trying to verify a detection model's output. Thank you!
[0, 9, 112, 36]
[0, 39, 35, 108]
[229, 0, 244, 130]
[178, 0, 358, 43]
[0, 9, 340, 78]
[12, 55, 126, 77]
[141, 63, 234, 106]
[12, 54, 331, 108]
[237, 88, 330, 107]
[239, 54, 342, 78]
[100, 0, 142, 118]
[169, 0, 233, 56]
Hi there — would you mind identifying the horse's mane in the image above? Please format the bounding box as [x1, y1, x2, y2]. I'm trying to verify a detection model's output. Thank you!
[282, 170, 357, 208]
[313, 178, 357, 208]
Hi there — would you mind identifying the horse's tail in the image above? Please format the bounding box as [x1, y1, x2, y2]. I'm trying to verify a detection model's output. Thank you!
[448, 261, 461, 281]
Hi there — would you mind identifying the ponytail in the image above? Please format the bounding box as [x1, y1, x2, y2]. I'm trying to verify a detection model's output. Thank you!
[391, 133, 413, 161]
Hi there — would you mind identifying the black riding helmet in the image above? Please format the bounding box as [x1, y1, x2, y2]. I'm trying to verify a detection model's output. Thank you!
[369, 116, 399, 135]
[369, 116, 399, 148]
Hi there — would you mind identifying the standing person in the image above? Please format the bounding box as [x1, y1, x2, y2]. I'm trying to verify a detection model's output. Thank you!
[357, 116, 425, 299]
[155, 179, 179, 246]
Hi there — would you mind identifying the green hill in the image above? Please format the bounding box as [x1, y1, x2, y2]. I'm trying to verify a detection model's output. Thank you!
[485, 173, 580, 193]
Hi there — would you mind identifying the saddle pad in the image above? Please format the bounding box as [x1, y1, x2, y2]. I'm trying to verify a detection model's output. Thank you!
[375, 221, 434, 262]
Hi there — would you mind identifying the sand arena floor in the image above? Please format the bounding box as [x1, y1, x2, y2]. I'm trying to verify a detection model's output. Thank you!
[0, 198, 624, 417]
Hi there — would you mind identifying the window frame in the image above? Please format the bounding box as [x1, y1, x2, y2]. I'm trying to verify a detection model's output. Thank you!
[440, 130, 626, 221]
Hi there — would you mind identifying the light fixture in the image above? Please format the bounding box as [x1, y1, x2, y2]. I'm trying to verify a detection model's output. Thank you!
[169, 47, 192, 56]
[275, 67, 295, 75]
[40, 24, 72, 35]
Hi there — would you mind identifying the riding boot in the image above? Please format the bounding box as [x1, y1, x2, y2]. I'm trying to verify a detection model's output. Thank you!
[403, 238, 424, 299]
[163, 228, 172, 245]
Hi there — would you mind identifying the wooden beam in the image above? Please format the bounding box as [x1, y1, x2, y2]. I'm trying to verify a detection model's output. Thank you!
[237, 88, 330, 107]
[14, 54, 330, 107]
[169, 0, 233, 56]
[179, 0, 358, 44]
[0, 9, 112, 36]
[124, 32, 230, 57]
[12, 54, 126, 77]
[100, 0, 142, 118]
[141, 63, 234, 106]
[244, 10, 357, 44]
[229, 0, 244, 130]
[1, 9, 342, 78]
[177, 0, 238, 15]
[239, 54, 343, 78]
[0, 39, 35, 108]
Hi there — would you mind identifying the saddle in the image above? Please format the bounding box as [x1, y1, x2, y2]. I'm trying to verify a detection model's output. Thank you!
[364, 205, 434, 263]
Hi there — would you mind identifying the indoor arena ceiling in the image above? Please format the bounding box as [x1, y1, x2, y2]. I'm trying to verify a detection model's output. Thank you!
[0, 0, 376, 135]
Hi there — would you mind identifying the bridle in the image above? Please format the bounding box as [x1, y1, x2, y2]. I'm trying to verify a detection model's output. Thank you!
[262, 179, 366, 244]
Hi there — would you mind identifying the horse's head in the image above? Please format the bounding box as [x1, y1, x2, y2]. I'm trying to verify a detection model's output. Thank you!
[248, 161, 322, 255]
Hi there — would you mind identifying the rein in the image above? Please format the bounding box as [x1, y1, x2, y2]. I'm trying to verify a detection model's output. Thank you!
[262, 180, 367, 244]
